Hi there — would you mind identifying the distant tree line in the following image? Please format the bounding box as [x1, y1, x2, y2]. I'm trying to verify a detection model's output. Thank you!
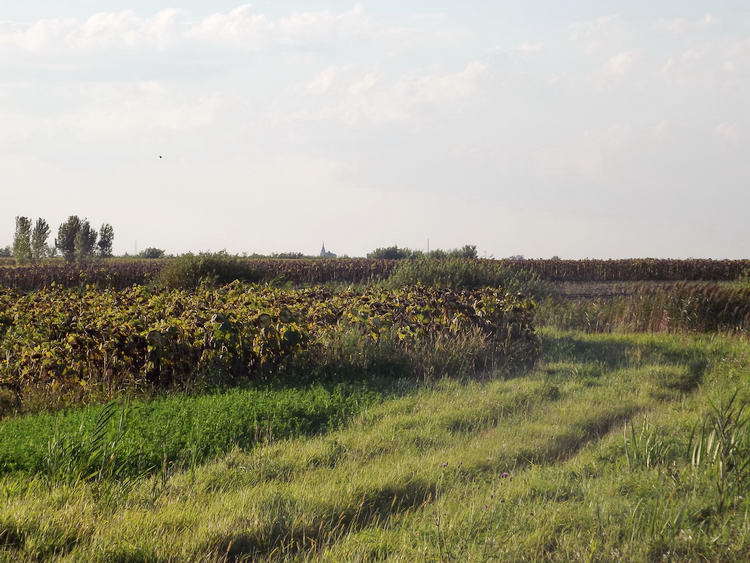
[9, 215, 114, 264]
[367, 245, 478, 260]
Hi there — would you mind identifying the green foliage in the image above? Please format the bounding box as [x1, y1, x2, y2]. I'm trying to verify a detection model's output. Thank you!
[0, 284, 539, 403]
[41, 401, 147, 487]
[367, 245, 479, 260]
[0, 383, 379, 479]
[367, 246, 418, 260]
[623, 420, 675, 470]
[456, 244, 478, 259]
[0, 246, 11, 258]
[139, 247, 166, 259]
[30, 219, 50, 261]
[156, 252, 264, 289]
[12, 217, 32, 264]
[51, 216, 101, 263]
[387, 257, 551, 297]
[538, 282, 750, 333]
[3, 331, 750, 561]
[56, 217, 80, 262]
[689, 390, 750, 511]
[97, 223, 114, 258]
[74, 219, 98, 262]
[55, 216, 81, 263]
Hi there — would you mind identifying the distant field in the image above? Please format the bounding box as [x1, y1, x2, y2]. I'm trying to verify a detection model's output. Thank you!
[1, 258, 748, 291]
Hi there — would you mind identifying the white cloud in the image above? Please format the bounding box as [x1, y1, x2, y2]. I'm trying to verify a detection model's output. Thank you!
[365, 62, 483, 124]
[306, 66, 338, 95]
[715, 122, 740, 143]
[348, 72, 380, 96]
[655, 14, 716, 34]
[0, 5, 372, 60]
[604, 51, 637, 76]
[568, 15, 621, 54]
[514, 42, 545, 55]
[288, 61, 487, 126]
[568, 15, 619, 41]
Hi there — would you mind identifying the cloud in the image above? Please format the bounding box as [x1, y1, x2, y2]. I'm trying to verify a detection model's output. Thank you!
[715, 122, 740, 143]
[306, 66, 338, 95]
[513, 42, 545, 55]
[290, 62, 487, 125]
[0, 5, 372, 61]
[655, 14, 716, 34]
[568, 15, 621, 54]
[604, 51, 637, 76]
[568, 15, 619, 41]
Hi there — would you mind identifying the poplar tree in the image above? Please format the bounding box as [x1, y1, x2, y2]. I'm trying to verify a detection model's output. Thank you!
[97, 223, 114, 258]
[31, 218, 51, 261]
[74, 219, 98, 262]
[56, 216, 81, 263]
[12, 216, 32, 264]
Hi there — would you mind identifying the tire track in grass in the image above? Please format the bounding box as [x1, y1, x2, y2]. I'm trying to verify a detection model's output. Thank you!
[5, 333, 717, 561]
[175, 377, 647, 560]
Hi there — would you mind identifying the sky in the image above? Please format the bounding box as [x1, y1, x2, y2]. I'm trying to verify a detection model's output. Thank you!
[2, 2, 749, 258]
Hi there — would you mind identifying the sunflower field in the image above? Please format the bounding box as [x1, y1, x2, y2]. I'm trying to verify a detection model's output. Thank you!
[0, 283, 539, 400]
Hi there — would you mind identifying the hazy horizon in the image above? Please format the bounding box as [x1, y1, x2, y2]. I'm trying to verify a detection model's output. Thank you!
[2, 2, 749, 259]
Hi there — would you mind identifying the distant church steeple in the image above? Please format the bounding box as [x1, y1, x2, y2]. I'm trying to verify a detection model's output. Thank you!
[319, 242, 336, 258]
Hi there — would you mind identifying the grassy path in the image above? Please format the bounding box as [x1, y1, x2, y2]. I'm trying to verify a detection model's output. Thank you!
[1, 330, 749, 561]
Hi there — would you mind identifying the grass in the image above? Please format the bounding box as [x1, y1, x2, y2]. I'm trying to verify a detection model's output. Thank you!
[536, 282, 750, 334]
[1, 329, 749, 561]
[0, 383, 382, 479]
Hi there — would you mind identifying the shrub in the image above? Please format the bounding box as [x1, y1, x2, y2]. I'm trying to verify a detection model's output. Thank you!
[387, 258, 552, 297]
[367, 246, 418, 260]
[156, 253, 264, 289]
[139, 247, 166, 259]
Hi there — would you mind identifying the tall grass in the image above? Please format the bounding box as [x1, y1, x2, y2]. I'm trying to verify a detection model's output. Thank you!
[538, 282, 750, 333]
[689, 390, 750, 511]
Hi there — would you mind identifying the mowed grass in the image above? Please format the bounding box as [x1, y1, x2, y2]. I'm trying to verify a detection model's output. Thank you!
[1, 330, 750, 561]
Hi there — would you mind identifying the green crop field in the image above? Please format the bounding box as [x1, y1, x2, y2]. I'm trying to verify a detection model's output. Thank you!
[1, 257, 749, 561]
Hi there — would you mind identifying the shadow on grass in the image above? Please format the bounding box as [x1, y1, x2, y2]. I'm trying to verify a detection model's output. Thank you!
[0, 519, 80, 559]
[203, 479, 436, 562]
[542, 333, 712, 375]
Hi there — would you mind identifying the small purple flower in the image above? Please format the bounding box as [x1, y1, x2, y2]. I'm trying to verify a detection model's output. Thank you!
[500, 472, 511, 479]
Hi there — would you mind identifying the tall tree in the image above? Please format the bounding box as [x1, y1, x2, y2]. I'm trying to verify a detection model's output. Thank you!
[56, 215, 81, 263]
[12, 216, 32, 264]
[31, 218, 51, 261]
[97, 223, 114, 258]
[459, 245, 478, 259]
[75, 219, 98, 262]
